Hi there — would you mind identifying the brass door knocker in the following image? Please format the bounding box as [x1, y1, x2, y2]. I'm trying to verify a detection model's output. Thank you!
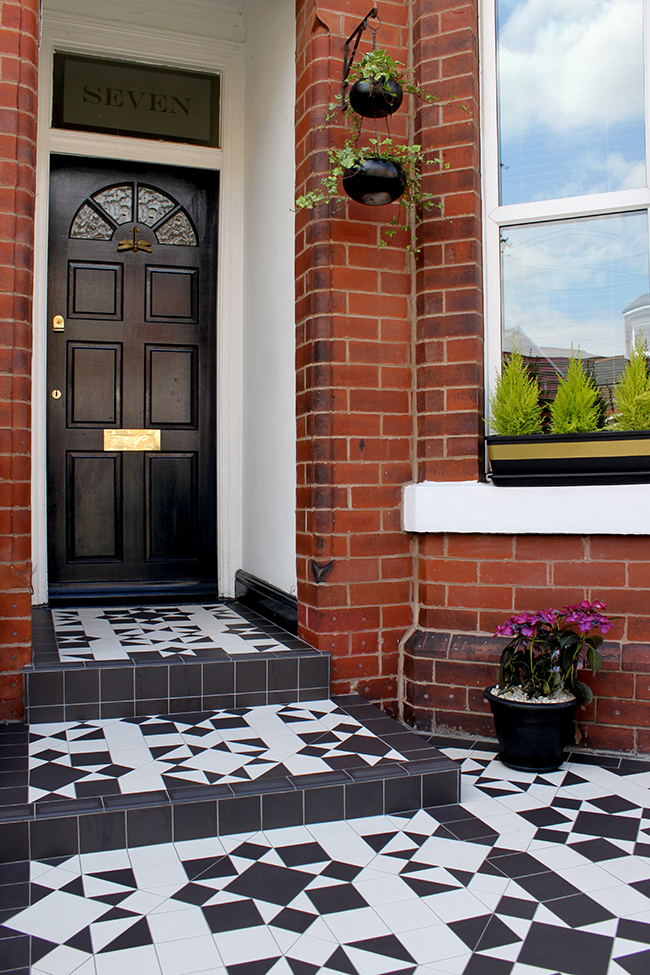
[117, 226, 152, 253]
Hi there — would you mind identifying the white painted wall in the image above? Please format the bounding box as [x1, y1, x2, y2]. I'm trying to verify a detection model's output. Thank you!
[241, 0, 297, 595]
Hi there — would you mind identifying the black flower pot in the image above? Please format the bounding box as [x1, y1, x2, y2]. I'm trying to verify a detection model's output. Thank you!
[348, 79, 403, 118]
[342, 158, 406, 206]
[484, 687, 578, 772]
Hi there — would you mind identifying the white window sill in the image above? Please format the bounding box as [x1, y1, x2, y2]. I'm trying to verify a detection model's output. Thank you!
[402, 480, 650, 535]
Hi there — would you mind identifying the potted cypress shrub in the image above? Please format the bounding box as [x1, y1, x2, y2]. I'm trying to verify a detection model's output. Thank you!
[486, 349, 650, 485]
[610, 337, 650, 430]
[484, 601, 614, 772]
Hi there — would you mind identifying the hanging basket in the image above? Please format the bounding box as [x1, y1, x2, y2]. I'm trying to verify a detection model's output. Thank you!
[342, 158, 406, 206]
[348, 78, 403, 118]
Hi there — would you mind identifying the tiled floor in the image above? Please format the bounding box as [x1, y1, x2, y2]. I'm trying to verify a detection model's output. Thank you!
[26, 701, 406, 804]
[50, 605, 296, 663]
[4, 738, 650, 975]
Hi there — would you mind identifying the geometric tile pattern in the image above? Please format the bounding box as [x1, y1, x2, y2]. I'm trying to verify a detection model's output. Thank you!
[51, 604, 292, 663]
[4, 738, 650, 975]
[27, 701, 408, 804]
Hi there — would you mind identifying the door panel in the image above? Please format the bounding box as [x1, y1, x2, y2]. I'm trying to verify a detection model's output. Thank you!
[68, 262, 124, 318]
[67, 453, 122, 562]
[146, 453, 197, 561]
[146, 267, 198, 322]
[48, 157, 218, 596]
[147, 347, 197, 427]
[68, 344, 121, 425]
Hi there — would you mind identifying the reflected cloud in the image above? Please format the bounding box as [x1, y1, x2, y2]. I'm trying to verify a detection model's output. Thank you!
[497, 0, 645, 203]
[502, 212, 650, 358]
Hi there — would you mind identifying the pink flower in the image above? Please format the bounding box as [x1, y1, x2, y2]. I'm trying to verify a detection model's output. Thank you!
[537, 609, 559, 626]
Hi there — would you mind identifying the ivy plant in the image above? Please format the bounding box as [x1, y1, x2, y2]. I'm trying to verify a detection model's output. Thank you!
[347, 48, 435, 103]
[296, 137, 444, 252]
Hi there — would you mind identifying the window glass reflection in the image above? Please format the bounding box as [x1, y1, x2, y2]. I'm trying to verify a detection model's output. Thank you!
[501, 212, 650, 405]
[497, 0, 646, 205]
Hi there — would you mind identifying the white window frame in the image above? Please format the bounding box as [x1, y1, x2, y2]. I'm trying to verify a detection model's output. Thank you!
[402, 0, 650, 535]
[481, 0, 650, 426]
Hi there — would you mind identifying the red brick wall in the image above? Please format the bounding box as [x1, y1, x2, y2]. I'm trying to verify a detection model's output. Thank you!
[0, 0, 37, 722]
[413, 0, 483, 483]
[406, 533, 650, 754]
[295, 0, 650, 756]
[294, 0, 482, 716]
[295, 0, 415, 715]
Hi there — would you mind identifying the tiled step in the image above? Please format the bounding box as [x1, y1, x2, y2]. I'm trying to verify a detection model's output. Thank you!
[26, 602, 330, 722]
[0, 696, 459, 863]
[3, 740, 650, 975]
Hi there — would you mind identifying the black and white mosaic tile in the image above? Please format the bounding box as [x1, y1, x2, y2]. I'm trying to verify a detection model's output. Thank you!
[4, 738, 650, 975]
[26, 701, 407, 804]
[50, 605, 297, 663]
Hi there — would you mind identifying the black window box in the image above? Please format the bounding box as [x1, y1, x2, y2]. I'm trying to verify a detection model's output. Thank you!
[486, 430, 650, 486]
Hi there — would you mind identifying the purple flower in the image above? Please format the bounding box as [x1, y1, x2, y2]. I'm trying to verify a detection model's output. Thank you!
[537, 609, 559, 626]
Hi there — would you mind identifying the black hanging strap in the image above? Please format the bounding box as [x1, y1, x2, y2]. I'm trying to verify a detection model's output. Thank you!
[341, 7, 379, 110]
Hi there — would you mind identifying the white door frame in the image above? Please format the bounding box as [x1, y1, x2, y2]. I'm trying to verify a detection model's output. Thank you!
[33, 11, 245, 602]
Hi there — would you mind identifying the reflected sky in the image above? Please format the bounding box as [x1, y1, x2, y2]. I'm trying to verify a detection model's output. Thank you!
[501, 212, 650, 357]
[497, 0, 646, 205]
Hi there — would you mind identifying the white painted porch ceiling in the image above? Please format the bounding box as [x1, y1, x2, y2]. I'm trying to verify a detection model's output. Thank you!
[44, 0, 258, 42]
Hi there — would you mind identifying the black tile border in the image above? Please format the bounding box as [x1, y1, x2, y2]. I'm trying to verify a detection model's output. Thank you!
[0, 765, 460, 861]
[417, 729, 650, 776]
[25, 654, 331, 721]
[0, 694, 460, 857]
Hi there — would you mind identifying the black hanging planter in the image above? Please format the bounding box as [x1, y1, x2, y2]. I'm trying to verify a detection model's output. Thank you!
[342, 158, 406, 206]
[348, 78, 403, 118]
[484, 687, 579, 773]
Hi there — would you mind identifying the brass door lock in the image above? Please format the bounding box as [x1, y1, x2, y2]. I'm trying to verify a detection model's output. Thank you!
[53, 315, 65, 331]
[51, 390, 62, 399]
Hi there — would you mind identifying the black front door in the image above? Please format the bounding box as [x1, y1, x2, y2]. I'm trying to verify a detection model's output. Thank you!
[47, 157, 218, 598]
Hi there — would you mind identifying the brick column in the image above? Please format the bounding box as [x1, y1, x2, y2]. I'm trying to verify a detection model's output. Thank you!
[412, 0, 483, 482]
[295, 0, 414, 715]
[0, 0, 37, 722]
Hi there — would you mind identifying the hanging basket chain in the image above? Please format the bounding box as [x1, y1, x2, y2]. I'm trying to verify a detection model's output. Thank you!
[368, 16, 381, 51]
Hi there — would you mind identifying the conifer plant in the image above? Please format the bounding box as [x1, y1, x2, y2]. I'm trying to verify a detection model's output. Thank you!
[612, 338, 650, 431]
[488, 351, 543, 436]
[549, 354, 602, 434]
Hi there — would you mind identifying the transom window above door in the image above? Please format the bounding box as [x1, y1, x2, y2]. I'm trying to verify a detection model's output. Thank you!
[52, 52, 221, 148]
[69, 182, 198, 245]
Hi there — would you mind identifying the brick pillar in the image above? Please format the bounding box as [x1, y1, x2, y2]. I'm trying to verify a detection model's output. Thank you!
[402, 0, 485, 720]
[0, 0, 37, 722]
[295, 1, 414, 715]
[412, 0, 483, 482]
